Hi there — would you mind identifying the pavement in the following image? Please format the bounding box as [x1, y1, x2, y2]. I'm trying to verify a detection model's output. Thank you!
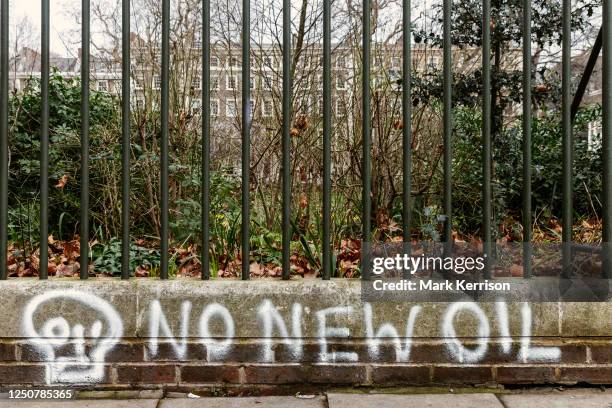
[0, 389, 611, 407]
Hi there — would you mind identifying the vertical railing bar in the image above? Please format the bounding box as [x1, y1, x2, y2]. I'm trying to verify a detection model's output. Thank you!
[522, 0, 532, 278]
[401, 0, 412, 279]
[160, 0, 170, 279]
[442, 0, 452, 266]
[561, 0, 572, 278]
[201, 0, 211, 280]
[241, 0, 251, 280]
[80, 0, 90, 280]
[603, 0, 612, 278]
[281, 0, 291, 280]
[322, 0, 332, 280]
[362, 0, 372, 279]
[40, 0, 50, 280]
[121, 0, 131, 280]
[482, 0, 492, 279]
[0, 0, 8, 280]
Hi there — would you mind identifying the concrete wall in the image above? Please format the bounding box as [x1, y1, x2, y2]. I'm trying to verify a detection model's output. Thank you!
[0, 279, 610, 390]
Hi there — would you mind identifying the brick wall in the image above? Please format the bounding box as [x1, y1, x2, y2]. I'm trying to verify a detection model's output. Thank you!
[0, 280, 609, 390]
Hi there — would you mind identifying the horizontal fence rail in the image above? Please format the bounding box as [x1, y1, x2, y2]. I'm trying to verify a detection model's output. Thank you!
[0, 0, 610, 281]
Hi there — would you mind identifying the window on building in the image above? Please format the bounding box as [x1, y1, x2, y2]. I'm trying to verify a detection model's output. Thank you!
[336, 55, 347, 68]
[263, 77, 272, 91]
[336, 99, 346, 116]
[263, 55, 273, 67]
[211, 75, 219, 90]
[211, 56, 220, 67]
[136, 99, 145, 109]
[227, 75, 238, 90]
[211, 99, 219, 116]
[134, 77, 144, 90]
[250, 76, 255, 90]
[226, 100, 237, 117]
[300, 78, 309, 90]
[191, 98, 202, 112]
[230, 56, 240, 67]
[249, 99, 255, 119]
[392, 57, 401, 68]
[194, 36, 202, 49]
[336, 76, 346, 90]
[153, 75, 162, 90]
[192, 75, 201, 90]
[97, 80, 108, 92]
[263, 99, 273, 117]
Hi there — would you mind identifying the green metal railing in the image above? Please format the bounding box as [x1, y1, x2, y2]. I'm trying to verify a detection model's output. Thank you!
[0, 0, 610, 280]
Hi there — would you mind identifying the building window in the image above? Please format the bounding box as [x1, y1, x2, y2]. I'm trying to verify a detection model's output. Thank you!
[136, 99, 145, 109]
[336, 76, 346, 90]
[211, 75, 219, 90]
[249, 99, 255, 118]
[336, 99, 346, 116]
[226, 75, 238, 90]
[191, 98, 202, 112]
[97, 80, 108, 92]
[336, 55, 347, 68]
[211, 56, 220, 67]
[263, 99, 273, 117]
[263, 55, 273, 67]
[250, 76, 255, 90]
[134, 77, 144, 90]
[153, 75, 162, 90]
[192, 75, 201, 90]
[211, 99, 219, 116]
[230, 56, 240, 67]
[226, 100, 237, 117]
[300, 78, 309, 90]
[392, 57, 401, 68]
[263, 77, 272, 91]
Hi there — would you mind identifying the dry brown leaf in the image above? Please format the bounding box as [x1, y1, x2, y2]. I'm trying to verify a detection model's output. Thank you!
[55, 174, 68, 189]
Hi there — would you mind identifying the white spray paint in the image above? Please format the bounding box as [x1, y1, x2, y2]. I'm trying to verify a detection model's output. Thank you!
[148, 300, 192, 359]
[495, 301, 512, 354]
[23, 290, 123, 384]
[363, 303, 422, 362]
[257, 300, 303, 362]
[22, 294, 563, 384]
[316, 306, 358, 362]
[442, 302, 490, 363]
[198, 303, 235, 361]
[518, 302, 561, 362]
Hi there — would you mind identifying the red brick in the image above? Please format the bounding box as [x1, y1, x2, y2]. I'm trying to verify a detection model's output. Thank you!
[0, 343, 16, 361]
[180, 365, 240, 384]
[116, 364, 176, 384]
[244, 365, 303, 384]
[433, 367, 493, 384]
[371, 365, 430, 384]
[559, 367, 612, 384]
[496, 367, 556, 384]
[145, 343, 207, 361]
[244, 364, 366, 385]
[99, 343, 144, 362]
[0, 365, 46, 384]
[590, 345, 612, 363]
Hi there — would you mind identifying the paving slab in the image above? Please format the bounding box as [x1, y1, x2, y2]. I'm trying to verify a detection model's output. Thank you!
[159, 395, 327, 408]
[327, 393, 504, 408]
[500, 393, 612, 408]
[0, 400, 158, 408]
